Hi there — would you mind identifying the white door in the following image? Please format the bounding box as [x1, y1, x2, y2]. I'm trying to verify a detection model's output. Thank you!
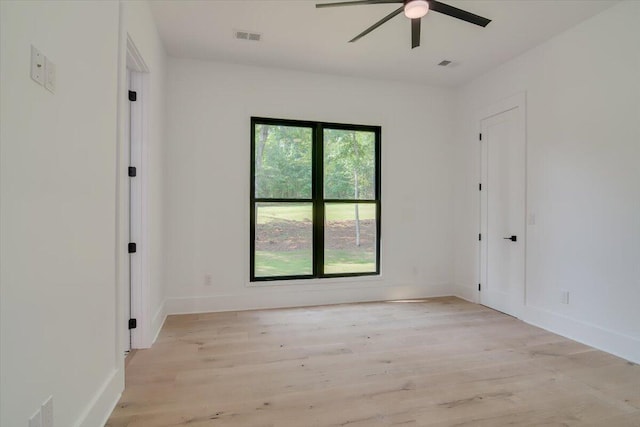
[480, 106, 525, 318]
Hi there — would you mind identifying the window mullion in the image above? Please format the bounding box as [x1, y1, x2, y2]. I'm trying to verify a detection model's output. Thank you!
[376, 127, 382, 274]
[313, 124, 324, 277]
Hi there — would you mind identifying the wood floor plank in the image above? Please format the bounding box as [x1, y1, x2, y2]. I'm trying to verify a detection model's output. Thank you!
[106, 297, 640, 426]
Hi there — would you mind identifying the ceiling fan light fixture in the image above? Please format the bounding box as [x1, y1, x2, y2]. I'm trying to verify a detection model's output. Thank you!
[404, 0, 429, 19]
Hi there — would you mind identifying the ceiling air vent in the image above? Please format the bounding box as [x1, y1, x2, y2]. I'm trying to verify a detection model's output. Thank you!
[438, 60, 452, 66]
[234, 30, 261, 42]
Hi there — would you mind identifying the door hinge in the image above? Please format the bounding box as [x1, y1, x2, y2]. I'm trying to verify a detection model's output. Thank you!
[128, 90, 137, 102]
[479, 133, 482, 141]
[478, 233, 482, 241]
[478, 283, 481, 291]
[128, 166, 137, 177]
[128, 242, 137, 253]
[479, 183, 482, 191]
[128, 318, 137, 329]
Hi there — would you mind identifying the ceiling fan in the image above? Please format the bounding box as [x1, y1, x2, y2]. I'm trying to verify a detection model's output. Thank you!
[316, 0, 491, 49]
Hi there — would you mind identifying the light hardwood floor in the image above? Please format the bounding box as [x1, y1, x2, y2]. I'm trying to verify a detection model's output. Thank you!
[106, 297, 640, 426]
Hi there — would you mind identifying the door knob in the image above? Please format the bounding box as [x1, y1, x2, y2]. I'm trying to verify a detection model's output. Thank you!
[503, 235, 517, 242]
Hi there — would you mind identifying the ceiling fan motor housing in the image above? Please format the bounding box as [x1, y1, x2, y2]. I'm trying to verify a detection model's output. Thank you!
[404, 0, 430, 19]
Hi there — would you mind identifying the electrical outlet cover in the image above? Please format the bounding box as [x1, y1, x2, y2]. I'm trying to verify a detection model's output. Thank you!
[44, 58, 56, 93]
[31, 45, 45, 86]
[41, 396, 53, 427]
[29, 410, 42, 427]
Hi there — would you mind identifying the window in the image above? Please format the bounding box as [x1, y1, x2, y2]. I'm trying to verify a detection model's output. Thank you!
[251, 117, 381, 281]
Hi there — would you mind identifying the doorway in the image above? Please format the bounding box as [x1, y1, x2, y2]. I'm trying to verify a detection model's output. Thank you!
[479, 94, 526, 318]
[121, 35, 149, 353]
[126, 68, 142, 352]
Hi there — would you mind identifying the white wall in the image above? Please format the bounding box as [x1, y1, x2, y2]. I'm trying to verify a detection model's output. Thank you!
[164, 59, 455, 313]
[0, 1, 167, 425]
[453, 0, 640, 362]
[0, 1, 120, 426]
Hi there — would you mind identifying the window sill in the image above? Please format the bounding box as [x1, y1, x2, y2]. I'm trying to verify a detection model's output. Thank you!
[245, 273, 384, 288]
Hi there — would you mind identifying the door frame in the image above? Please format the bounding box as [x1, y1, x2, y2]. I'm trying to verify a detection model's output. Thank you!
[117, 34, 151, 353]
[477, 92, 527, 316]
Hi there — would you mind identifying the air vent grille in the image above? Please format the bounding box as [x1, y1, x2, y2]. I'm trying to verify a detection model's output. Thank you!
[235, 30, 261, 42]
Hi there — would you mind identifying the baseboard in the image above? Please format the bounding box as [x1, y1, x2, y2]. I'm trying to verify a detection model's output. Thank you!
[453, 285, 478, 304]
[166, 284, 451, 315]
[522, 304, 640, 364]
[75, 367, 123, 427]
[150, 299, 167, 345]
[452, 282, 640, 364]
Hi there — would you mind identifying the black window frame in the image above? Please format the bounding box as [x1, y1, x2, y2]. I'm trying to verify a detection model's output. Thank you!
[250, 116, 381, 282]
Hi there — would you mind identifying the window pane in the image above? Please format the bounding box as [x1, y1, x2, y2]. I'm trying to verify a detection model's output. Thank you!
[255, 124, 312, 199]
[324, 203, 377, 274]
[324, 129, 375, 200]
[255, 203, 313, 277]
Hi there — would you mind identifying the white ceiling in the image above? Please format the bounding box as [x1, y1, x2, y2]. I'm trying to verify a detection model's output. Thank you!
[149, 0, 618, 87]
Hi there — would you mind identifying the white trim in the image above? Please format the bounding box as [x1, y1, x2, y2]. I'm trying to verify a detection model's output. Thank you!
[128, 69, 142, 348]
[476, 92, 526, 123]
[165, 284, 451, 315]
[450, 292, 640, 364]
[74, 368, 123, 427]
[150, 299, 167, 345]
[521, 305, 640, 364]
[126, 34, 149, 73]
[245, 274, 384, 288]
[477, 92, 527, 317]
[453, 286, 477, 304]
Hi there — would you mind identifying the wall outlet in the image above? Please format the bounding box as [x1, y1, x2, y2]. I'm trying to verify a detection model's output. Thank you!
[31, 45, 45, 86]
[29, 409, 42, 427]
[204, 274, 212, 286]
[41, 396, 53, 427]
[560, 290, 570, 305]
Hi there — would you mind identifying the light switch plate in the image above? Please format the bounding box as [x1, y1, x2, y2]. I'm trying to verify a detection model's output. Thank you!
[31, 45, 45, 86]
[41, 396, 53, 427]
[44, 58, 55, 93]
[29, 410, 42, 427]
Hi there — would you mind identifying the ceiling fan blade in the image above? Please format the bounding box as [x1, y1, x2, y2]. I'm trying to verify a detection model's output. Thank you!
[349, 6, 404, 43]
[411, 18, 421, 49]
[316, 0, 402, 8]
[429, 0, 491, 27]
